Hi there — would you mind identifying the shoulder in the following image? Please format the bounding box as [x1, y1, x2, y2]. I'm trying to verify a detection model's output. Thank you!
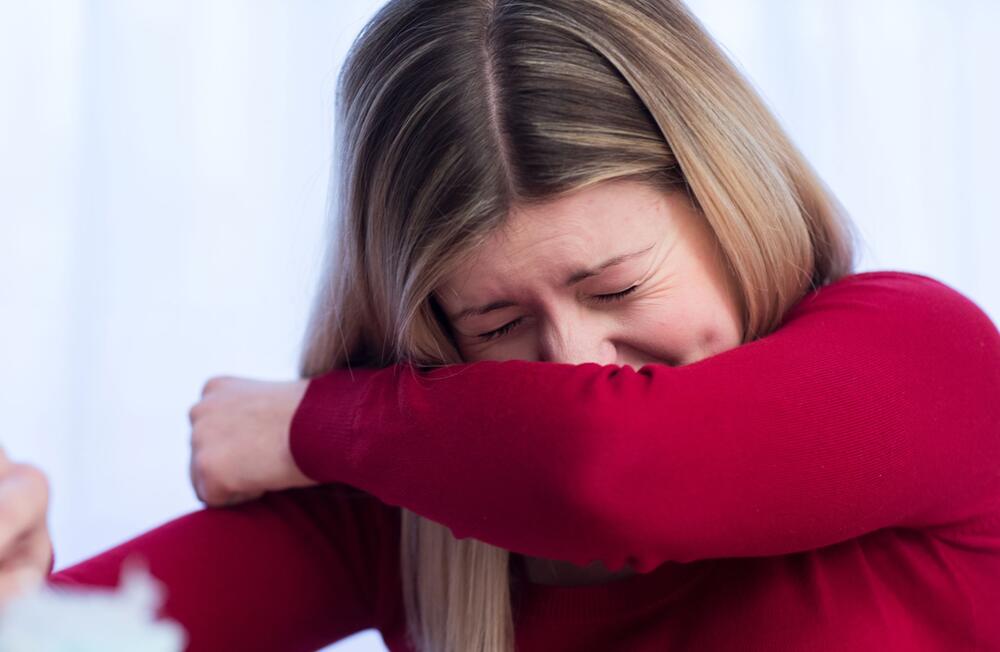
[786, 270, 998, 344]
[803, 270, 980, 307]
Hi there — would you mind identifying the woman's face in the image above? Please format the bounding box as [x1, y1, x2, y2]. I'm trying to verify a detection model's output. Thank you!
[434, 179, 745, 369]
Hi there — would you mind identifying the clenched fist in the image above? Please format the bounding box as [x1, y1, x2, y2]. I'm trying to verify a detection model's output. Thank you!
[188, 376, 316, 507]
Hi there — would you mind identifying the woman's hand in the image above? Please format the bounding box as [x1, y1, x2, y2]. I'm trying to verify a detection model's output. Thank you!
[0, 448, 53, 608]
[188, 376, 317, 507]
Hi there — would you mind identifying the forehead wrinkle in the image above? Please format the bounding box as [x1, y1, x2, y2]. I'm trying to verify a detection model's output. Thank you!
[439, 184, 654, 317]
[441, 238, 592, 322]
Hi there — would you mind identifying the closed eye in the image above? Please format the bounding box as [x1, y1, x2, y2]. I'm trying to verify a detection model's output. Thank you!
[592, 285, 639, 303]
[477, 318, 523, 341]
[476, 285, 640, 342]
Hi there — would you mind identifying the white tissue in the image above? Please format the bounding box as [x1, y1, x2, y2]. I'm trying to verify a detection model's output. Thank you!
[0, 556, 187, 652]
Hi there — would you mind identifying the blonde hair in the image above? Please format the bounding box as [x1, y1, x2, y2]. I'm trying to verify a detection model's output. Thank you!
[297, 0, 857, 649]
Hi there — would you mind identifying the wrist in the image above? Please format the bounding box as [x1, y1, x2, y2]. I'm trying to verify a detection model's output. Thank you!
[283, 379, 316, 488]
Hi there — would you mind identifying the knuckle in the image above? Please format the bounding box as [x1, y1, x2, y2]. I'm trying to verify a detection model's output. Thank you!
[203, 375, 237, 397]
[201, 376, 225, 397]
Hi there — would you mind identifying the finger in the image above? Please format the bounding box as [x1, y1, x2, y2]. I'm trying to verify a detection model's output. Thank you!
[201, 375, 234, 398]
[189, 456, 205, 503]
[0, 467, 48, 557]
[188, 393, 217, 427]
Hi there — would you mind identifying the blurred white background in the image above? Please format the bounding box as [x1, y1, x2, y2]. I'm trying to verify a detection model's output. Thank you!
[1, 1, 997, 650]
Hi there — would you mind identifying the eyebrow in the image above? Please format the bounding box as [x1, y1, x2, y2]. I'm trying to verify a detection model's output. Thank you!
[448, 243, 656, 323]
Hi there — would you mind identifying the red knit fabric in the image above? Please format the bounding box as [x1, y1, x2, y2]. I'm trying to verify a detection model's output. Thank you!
[47, 271, 1000, 651]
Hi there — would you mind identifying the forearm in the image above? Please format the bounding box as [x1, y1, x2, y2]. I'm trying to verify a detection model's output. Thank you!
[49, 486, 385, 651]
[289, 272, 1000, 569]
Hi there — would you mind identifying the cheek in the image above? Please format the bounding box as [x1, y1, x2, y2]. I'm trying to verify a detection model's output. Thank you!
[621, 307, 692, 361]
[678, 298, 742, 361]
[627, 293, 740, 364]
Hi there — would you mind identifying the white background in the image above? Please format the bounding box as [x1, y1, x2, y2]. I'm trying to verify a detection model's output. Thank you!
[1, 1, 997, 650]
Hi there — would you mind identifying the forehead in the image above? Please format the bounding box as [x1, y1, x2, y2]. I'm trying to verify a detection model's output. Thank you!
[443, 179, 669, 285]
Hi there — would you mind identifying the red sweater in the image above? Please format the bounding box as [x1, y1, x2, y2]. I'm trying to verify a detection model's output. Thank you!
[47, 271, 1000, 651]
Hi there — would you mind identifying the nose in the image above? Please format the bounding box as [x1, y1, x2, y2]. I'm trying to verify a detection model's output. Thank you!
[538, 323, 618, 366]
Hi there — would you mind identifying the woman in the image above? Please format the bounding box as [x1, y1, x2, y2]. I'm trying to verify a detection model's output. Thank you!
[3, 0, 996, 650]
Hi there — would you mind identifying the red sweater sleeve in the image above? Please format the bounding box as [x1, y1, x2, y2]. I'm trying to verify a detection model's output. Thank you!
[46, 484, 396, 652]
[289, 271, 1000, 572]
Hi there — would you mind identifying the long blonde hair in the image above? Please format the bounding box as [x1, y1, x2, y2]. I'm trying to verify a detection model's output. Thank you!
[297, 0, 857, 649]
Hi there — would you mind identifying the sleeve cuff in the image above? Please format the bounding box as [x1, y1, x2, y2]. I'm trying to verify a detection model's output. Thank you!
[288, 367, 376, 483]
